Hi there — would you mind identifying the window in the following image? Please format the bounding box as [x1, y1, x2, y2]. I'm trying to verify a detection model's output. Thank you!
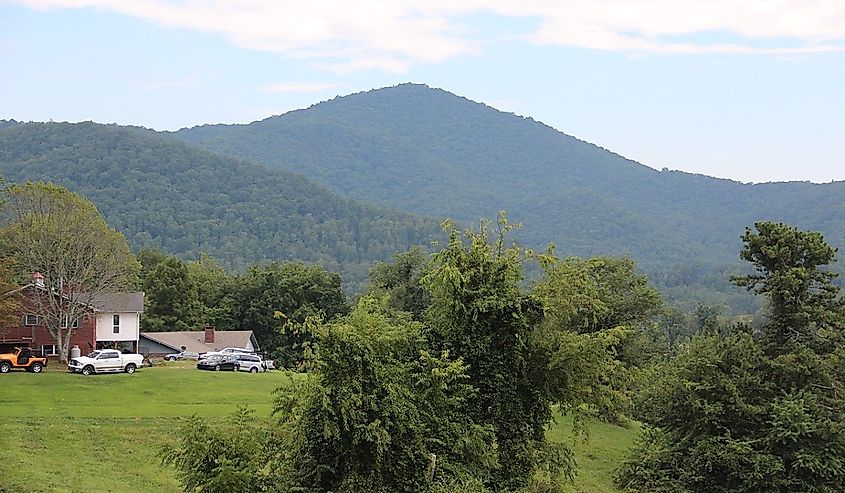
[41, 345, 57, 356]
[24, 314, 40, 326]
[61, 315, 80, 329]
[113, 314, 120, 334]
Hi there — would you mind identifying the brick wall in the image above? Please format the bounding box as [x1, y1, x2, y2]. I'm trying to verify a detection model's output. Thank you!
[0, 289, 96, 354]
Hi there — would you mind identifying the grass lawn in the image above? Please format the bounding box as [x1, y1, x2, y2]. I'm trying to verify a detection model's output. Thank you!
[549, 414, 638, 493]
[0, 361, 635, 492]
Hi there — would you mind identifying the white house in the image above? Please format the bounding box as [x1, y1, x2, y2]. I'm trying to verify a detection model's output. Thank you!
[90, 292, 145, 352]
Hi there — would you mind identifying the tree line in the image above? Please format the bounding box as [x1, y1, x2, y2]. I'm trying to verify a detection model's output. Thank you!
[139, 248, 348, 367]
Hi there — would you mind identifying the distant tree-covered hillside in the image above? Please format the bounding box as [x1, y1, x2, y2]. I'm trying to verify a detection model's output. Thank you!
[0, 122, 440, 291]
[174, 83, 845, 311]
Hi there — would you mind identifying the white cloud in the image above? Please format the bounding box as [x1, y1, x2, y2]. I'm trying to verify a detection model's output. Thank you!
[11, 0, 845, 71]
[263, 82, 343, 93]
[519, 1, 845, 55]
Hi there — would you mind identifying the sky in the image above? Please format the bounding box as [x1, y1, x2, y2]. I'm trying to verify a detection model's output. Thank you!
[1, 1, 843, 184]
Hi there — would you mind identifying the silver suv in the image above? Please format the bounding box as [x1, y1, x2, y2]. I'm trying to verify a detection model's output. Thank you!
[234, 353, 265, 373]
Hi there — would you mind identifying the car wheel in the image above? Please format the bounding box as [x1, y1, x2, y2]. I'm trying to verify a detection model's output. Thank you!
[0, 362, 10, 373]
[166, 356, 175, 361]
[234, 364, 240, 372]
[250, 366, 258, 374]
[81, 365, 94, 376]
[30, 362, 43, 373]
[214, 364, 221, 371]
[124, 363, 136, 374]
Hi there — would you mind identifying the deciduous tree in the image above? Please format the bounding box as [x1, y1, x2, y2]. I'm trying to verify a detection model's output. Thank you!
[1, 182, 138, 361]
[0, 256, 21, 335]
[142, 255, 200, 332]
[423, 215, 619, 490]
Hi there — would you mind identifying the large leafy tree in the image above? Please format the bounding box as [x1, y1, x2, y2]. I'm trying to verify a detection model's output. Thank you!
[535, 256, 662, 335]
[275, 296, 496, 492]
[423, 217, 545, 489]
[0, 256, 21, 335]
[220, 262, 348, 365]
[0, 182, 138, 361]
[186, 253, 234, 327]
[423, 215, 620, 490]
[534, 255, 665, 372]
[619, 222, 845, 492]
[367, 246, 431, 320]
[141, 255, 200, 332]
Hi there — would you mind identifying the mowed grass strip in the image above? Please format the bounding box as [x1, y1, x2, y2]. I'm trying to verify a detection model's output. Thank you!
[0, 417, 183, 493]
[0, 360, 291, 418]
[0, 361, 635, 493]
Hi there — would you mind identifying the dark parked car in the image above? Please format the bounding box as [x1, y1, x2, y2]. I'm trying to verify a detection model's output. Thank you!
[196, 354, 239, 371]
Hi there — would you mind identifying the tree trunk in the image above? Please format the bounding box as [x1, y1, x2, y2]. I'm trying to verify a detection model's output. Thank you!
[49, 324, 74, 363]
[61, 326, 74, 363]
[52, 328, 66, 363]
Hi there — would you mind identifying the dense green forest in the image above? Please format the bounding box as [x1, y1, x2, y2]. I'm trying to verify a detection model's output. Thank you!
[0, 121, 440, 291]
[174, 83, 845, 312]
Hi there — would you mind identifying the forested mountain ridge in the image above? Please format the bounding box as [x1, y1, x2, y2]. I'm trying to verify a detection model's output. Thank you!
[174, 83, 845, 310]
[0, 121, 440, 290]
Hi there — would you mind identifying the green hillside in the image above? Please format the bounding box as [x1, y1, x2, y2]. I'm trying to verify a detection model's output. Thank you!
[174, 84, 845, 311]
[0, 121, 440, 290]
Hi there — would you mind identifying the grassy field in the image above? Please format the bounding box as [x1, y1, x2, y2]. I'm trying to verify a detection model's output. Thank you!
[0, 361, 635, 492]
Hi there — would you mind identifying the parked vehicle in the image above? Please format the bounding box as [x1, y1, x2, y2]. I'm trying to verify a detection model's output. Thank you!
[196, 354, 239, 371]
[234, 353, 266, 373]
[68, 349, 144, 375]
[198, 347, 255, 360]
[164, 351, 201, 361]
[0, 347, 48, 374]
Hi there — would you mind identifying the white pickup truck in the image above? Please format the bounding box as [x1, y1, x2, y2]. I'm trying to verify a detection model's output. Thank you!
[68, 349, 145, 375]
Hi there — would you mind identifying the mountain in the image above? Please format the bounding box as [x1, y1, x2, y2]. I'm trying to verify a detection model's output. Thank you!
[174, 84, 845, 311]
[0, 121, 440, 290]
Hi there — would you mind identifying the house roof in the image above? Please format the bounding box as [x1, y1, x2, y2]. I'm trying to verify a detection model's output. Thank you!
[5, 285, 144, 313]
[139, 330, 258, 353]
[89, 292, 145, 313]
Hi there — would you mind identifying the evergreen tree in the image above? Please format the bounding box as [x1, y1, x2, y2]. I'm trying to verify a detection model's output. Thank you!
[619, 222, 845, 492]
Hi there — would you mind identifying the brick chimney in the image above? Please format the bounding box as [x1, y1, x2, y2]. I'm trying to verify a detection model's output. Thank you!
[204, 326, 215, 344]
[32, 272, 45, 288]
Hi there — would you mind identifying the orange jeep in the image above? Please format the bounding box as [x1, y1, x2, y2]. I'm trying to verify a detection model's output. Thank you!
[0, 347, 48, 373]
